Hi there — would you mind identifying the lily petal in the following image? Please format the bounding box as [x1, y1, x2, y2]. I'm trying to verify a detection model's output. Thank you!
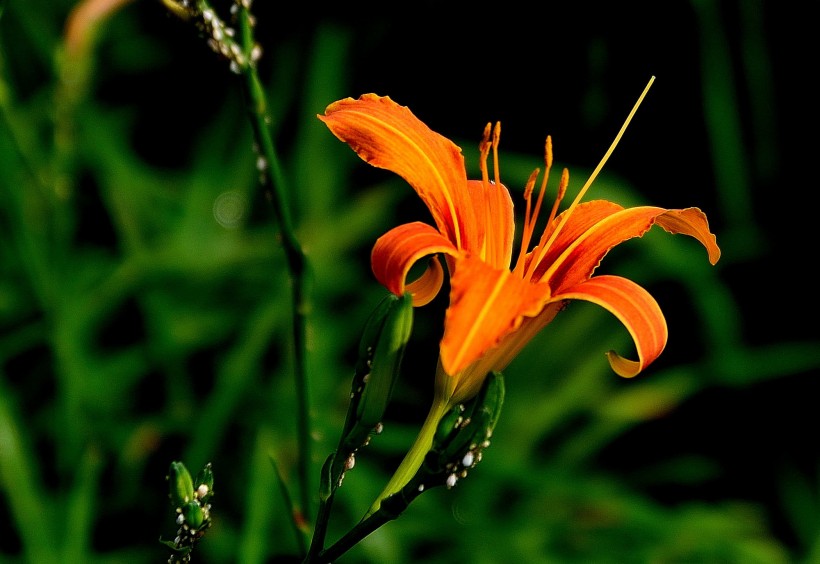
[405, 258, 446, 307]
[538, 206, 719, 294]
[371, 222, 458, 306]
[319, 94, 479, 251]
[525, 200, 624, 278]
[441, 255, 549, 376]
[558, 275, 667, 378]
[655, 208, 722, 265]
[467, 179, 515, 269]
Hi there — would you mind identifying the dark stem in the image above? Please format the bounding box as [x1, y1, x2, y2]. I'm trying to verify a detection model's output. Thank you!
[235, 7, 312, 525]
[315, 488, 420, 563]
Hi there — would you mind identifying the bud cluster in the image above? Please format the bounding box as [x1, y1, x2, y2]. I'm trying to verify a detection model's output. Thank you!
[163, 461, 215, 564]
[161, 0, 263, 74]
[416, 372, 504, 494]
[377, 372, 505, 520]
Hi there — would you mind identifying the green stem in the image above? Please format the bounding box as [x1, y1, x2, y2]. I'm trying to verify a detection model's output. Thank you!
[315, 508, 395, 563]
[305, 485, 334, 562]
[365, 395, 450, 518]
[234, 7, 312, 523]
[303, 391, 451, 562]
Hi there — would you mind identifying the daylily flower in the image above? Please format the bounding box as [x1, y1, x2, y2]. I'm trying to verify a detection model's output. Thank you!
[320, 82, 720, 407]
[319, 80, 721, 510]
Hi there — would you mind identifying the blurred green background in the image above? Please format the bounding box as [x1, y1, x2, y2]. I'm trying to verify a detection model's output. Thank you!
[1, 1, 817, 562]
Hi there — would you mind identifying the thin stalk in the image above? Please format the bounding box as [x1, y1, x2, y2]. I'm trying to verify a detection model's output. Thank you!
[365, 395, 450, 517]
[304, 480, 335, 562]
[316, 508, 396, 564]
[234, 7, 312, 522]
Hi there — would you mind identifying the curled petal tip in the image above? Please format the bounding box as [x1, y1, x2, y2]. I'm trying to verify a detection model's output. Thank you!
[657, 207, 722, 266]
[406, 258, 445, 307]
[605, 351, 642, 378]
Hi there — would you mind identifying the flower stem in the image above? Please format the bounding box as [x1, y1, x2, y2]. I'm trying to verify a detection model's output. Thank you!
[234, 7, 312, 524]
[365, 395, 450, 518]
[314, 507, 394, 563]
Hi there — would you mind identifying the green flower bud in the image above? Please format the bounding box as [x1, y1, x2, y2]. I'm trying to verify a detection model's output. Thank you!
[424, 372, 505, 488]
[168, 461, 195, 506]
[356, 292, 413, 426]
[434, 402, 466, 445]
[440, 371, 504, 462]
[342, 293, 413, 451]
[181, 501, 205, 530]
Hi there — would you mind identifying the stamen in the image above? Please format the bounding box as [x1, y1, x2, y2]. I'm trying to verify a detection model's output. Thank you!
[479, 122, 494, 264]
[547, 168, 569, 228]
[491, 122, 501, 187]
[545, 135, 553, 170]
[523, 76, 655, 282]
[528, 136, 553, 240]
[512, 136, 552, 276]
[522, 168, 569, 281]
[512, 169, 541, 275]
[479, 123, 492, 187]
[490, 122, 507, 266]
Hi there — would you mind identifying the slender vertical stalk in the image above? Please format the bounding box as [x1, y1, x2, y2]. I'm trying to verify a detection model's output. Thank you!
[365, 395, 450, 517]
[233, 6, 312, 523]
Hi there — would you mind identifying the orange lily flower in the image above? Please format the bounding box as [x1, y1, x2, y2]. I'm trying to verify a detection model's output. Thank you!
[320, 80, 721, 412]
[320, 79, 721, 513]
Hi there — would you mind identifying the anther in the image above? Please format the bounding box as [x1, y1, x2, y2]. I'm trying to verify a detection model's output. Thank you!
[523, 169, 539, 202]
[491, 122, 501, 187]
[545, 135, 553, 169]
[479, 123, 492, 187]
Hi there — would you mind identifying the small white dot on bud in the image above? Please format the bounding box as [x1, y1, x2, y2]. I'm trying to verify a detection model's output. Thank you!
[461, 451, 474, 468]
[196, 484, 209, 498]
[446, 474, 458, 489]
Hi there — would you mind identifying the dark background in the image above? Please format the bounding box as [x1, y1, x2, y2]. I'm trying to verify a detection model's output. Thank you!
[1, 1, 817, 562]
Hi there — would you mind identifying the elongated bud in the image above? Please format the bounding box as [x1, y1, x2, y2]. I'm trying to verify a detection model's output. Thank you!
[356, 293, 413, 425]
[168, 461, 195, 506]
[342, 293, 413, 451]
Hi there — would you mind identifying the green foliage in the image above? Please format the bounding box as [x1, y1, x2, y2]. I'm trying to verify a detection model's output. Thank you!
[0, 1, 817, 563]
